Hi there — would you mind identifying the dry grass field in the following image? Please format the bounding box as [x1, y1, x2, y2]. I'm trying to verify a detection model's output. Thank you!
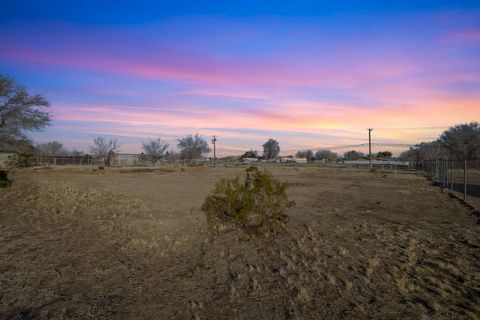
[1, 165, 479, 319]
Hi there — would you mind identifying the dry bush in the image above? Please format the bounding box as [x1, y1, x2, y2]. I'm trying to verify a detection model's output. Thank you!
[202, 166, 295, 236]
[0, 169, 12, 188]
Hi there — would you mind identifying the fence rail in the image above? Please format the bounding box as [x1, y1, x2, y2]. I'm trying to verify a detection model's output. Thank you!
[7, 154, 480, 209]
[14, 154, 215, 167]
[5, 155, 102, 167]
[415, 160, 480, 210]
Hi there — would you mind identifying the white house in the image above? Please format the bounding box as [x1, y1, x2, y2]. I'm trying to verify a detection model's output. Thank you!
[242, 158, 258, 164]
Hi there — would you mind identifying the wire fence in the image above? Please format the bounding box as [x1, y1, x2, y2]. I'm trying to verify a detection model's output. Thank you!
[14, 154, 215, 167]
[0, 154, 101, 167]
[12, 154, 418, 169]
[414, 160, 480, 210]
[7, 153, 480, 209]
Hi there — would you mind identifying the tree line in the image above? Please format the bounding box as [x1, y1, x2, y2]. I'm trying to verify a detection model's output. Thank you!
[34, 135, 212, 162]
[2, 74, 479, 162]
[398, 123, 480, 161]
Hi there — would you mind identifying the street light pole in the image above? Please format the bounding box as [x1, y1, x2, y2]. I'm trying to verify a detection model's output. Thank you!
[367, 128, 373, 171]
[212, 135, 217, 167]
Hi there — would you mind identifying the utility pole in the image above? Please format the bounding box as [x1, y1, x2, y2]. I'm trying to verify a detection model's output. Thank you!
[212, 135, 217, 167]
[367, 128, 373, 171]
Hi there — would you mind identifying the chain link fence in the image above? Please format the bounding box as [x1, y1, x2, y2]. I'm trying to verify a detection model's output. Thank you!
[418, 160, 480, 209]
[9, 153, 480, 209]
[15, 154, 215, 167]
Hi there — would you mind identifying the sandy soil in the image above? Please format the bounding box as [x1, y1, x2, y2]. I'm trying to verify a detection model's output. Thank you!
[1, 165, 479, 319]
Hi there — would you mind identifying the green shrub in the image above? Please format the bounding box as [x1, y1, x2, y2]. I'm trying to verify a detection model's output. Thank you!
[202, 166, 295, 236]
[0, 170, 12, 188]
[5, 154, 32, 168]
[5, 154, 18, 167]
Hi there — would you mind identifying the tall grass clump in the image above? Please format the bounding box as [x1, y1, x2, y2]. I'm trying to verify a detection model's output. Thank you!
[0, 170, 12, 188]
[202, 166, 295, 236]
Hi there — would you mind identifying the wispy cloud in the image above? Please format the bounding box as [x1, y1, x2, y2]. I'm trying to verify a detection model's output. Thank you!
[1, 10, 479, 155]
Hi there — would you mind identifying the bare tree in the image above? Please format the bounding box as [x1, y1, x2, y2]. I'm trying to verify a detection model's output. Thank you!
[89, 137, 121, 159]
[262, 139, 280, 160]
[343, 150, 364, 160]
[315, 149, 339, 161]
[0, 74, 50, 150]
[398, 148, 420, 161]
[376, 151, 392, 159]
[177, 134, 210, 159]
[295, 150, 314, 160]
[142, 138, 169, 164]
[165, 148, 180, 161]
[36, 141, 66, 156]
[69, 149, 84, 157]
[0, 137, 34, 153]
[240, 150, 258, 159]
[439, 122, 480, 160]
[399, 141, 447, 161]
[418, 141, 447, 160]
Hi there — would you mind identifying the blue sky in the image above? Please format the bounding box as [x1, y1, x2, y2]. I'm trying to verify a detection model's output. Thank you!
[1, 1, 479, 155]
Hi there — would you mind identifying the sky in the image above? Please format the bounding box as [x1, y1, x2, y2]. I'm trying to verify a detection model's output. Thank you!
[1, 1, 479, 156]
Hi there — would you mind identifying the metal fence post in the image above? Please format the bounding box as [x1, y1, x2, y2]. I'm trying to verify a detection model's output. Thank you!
[437, 160, 442, 183]
[450, 160, 454, 191]
[444, 160, 447, 187]
[433, 161, 435, 181]
[439, 160, 442, 184]
[464, 160, 467, 201]
[446, 159, 449, 188]
[442, 160, 445, 187]
[443, 160, 446, 187]
[440, 160, 442, 185]
[444, 160, 447, 186]
[445, 160, 448, 187]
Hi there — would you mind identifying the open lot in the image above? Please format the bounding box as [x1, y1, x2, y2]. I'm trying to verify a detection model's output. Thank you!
[1, 165, 479, 319]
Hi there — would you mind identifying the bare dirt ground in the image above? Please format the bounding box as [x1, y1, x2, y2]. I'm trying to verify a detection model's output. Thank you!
[1, 165, 479, 319]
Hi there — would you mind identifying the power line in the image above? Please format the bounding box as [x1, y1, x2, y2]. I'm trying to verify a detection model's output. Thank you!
[328, 143, 413, 150]
[284, 143, 413, 152]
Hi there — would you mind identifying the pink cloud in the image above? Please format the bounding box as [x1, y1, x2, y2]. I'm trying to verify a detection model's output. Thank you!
[0, 45, 322, 86]
[49, 92, 479, 150]
[3, 17, 479, 155]
[0, 26, 423, 89]
[181, 88, 274, 101]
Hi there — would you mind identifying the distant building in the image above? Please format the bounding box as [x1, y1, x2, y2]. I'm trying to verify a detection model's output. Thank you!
[279, 156, 307, 163]
[242, 157, 258, 164]
[113, 153, 142, 166]
[343, 160, 409, 166]
[292, 157, 308, 164]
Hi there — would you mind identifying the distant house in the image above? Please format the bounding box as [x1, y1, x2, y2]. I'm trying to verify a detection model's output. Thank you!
[343, 160, 409, 167]
[242, 157, 258, 164]
[113, 153, 141, 166]
[279, 156, 308, 163]
[292, 157, 308, 164]
[220, 156, 241, 162]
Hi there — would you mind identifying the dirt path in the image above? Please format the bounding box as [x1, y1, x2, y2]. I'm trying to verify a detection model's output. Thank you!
[1, 166, 479, 319]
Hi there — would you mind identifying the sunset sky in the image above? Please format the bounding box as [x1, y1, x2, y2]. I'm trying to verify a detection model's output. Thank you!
[1, 1, 479, 155]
